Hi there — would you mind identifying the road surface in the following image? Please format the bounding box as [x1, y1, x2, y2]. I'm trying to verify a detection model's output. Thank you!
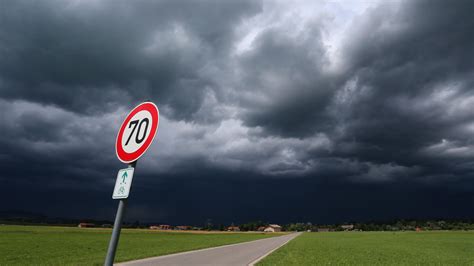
[117, 232, 301, 266]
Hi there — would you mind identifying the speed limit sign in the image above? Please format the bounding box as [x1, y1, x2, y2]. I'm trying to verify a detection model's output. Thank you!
[107, 102, 159, 265]
[115, 102, 159, 163]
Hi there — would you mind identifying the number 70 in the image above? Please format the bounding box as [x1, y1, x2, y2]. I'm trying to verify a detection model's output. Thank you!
[125, 118, 149, 145]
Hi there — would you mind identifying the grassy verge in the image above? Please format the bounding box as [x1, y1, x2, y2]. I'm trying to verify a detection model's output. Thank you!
[0, 225, 279, 265]
[258, 231, 474, 265]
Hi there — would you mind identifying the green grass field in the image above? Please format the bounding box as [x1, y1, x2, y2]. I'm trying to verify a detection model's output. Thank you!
[259, 231, 474, 265]
[0, 225, 277, 265]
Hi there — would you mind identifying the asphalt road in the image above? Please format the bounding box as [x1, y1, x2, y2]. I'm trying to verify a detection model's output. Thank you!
[117, 232, 301, 266]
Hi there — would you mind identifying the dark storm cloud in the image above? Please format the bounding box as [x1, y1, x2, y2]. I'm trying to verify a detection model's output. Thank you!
[328, 0, 474, 181]
[0, 0, 260, 118]
[3, 172, 473, 224]
[1, 0, 474, 223]
[231, 0, 474, 182]
[0, 100, 121, 191]
[175, 0, 470, 189]
[238, 0, 474, 139]
[0, 0, 262, 192]
[238, 25, 338, 137]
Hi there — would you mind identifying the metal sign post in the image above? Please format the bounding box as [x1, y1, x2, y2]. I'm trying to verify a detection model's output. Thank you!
[105, 161, 136, 266]
[104, 102, 160, 266]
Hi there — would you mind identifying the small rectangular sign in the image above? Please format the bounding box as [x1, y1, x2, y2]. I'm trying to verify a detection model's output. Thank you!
[112, 168, 135, 199]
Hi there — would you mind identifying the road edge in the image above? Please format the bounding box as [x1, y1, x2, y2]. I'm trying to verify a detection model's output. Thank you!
[248, 232, 302, 266]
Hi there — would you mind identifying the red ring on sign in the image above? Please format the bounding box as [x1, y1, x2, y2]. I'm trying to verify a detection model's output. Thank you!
[115, 102, 159, 163]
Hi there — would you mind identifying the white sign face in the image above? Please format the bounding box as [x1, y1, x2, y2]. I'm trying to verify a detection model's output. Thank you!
[121, 110, 153, 154]
[112, 168, 135, 199]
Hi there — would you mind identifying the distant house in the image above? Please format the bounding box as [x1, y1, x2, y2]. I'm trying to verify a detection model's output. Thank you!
[257, 226, 266, 231]
[150, 225, 172, 230]
[264, 224, 281, 232]
[78, 223, 95, 228]
[176, 225, 191, 230]
[159, 224, 171, 230]
[227, 226, 240, 231]
[341, 224, 354, 231]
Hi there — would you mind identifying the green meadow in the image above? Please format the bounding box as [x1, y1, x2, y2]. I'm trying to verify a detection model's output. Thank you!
[259, 231, 474, 265]
[3, 225, 473, 265]
[0, 225, 276, 265]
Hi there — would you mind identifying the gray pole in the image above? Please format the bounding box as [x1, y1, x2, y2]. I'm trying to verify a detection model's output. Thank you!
[105, 161, 137, 266]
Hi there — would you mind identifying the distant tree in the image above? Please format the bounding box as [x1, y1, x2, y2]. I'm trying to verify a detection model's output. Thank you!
[132, 220, 140, 228]
[238, 221, 266, 231]
[204, 218, 213, 231]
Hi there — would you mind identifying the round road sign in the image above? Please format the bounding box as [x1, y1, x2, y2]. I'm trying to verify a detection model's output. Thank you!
[116, 102, 159, 163]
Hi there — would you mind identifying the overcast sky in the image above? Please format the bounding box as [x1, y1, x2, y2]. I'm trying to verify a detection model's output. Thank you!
[1, 0, 474, 225]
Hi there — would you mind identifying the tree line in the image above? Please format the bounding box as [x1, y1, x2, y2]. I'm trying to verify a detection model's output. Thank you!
[2, 210, 474, 231]
[280, 219, 474, 232]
